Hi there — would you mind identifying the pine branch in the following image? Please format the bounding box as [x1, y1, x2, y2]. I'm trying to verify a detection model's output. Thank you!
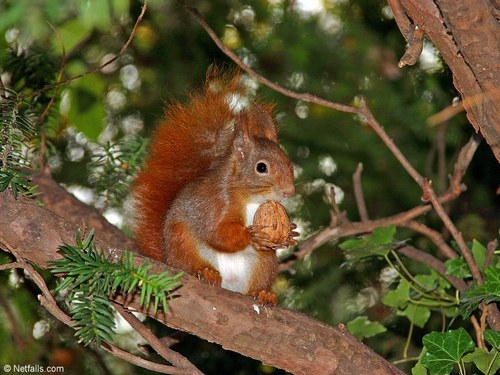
[50, 229, 182, 346]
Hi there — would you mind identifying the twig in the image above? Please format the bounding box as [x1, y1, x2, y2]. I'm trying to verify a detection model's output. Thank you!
[352, 163, 369, 222]
[427, 90, 500, 127]
[177, 0, 358, 114]
[33, 22, 66, 129]
[358, 99, 424, 186]
[422, 179, 483, 284]
[0, 256, 198, 375]
[396, 245, 467, 291]
[101, 343, 189, 374]
[436, 123, 447, 193]
[427, 101, 464, 127]
[470, 314, 484, 349]
[35, 22, 66, 170]
[38, 294, 184, 374]
[279, 186, 463, 272]
[30, 3, 148, 98]
[326, 184, 349, 227]
[450, 135, 481, 190]
[113, 302, 204, 375]
[403, 220, 458, 260]
[485, 239, 498, 268]
[386, 0, 424, 68]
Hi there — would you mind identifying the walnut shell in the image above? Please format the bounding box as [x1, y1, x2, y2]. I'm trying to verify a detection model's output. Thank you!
[253, 201, 290, 244]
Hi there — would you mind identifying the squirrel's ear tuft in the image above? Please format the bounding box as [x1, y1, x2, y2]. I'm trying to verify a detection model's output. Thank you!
[246, 104, 278, 142]
[232, 116, 253, 160]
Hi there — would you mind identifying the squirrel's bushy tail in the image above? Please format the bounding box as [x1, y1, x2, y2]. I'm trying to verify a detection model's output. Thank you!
[132, 70, 253, 260]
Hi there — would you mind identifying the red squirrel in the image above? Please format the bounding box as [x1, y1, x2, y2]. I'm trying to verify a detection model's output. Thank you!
[132, 70, 296, 304]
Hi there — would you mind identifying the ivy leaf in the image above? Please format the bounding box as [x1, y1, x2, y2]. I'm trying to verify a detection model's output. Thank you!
[462, 347, 500, 375]
[484, 329, 500, 350]
[460, 264, 500, 317]
[382, 278, 410, 308]
[397, 303, 431, 328]
[412, 348, 428, 375]
[346, 315, 387, 340]
[340, 225, 398, 262]
[471, 240, 487, 271]
[445, 258, 471, 278]
[369, 225, 397, 245]
[421, 328, 475, 375]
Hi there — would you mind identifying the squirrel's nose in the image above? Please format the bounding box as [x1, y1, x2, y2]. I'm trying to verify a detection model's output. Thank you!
[282, 185, 295, 198]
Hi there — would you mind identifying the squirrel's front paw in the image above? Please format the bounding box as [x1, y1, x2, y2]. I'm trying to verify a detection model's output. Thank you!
[196, 267, 222, 287]
[249, 225, 277, 251]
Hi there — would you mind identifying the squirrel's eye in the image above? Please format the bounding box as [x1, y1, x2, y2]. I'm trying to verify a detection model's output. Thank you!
[256, 161, 269, 174]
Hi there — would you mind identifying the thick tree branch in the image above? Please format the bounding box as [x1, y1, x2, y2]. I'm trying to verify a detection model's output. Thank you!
[0, 189, 403, 375]
[389, 0, 500, 162]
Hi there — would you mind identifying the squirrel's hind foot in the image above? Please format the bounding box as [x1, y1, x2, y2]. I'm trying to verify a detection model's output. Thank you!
[249, 290, 277, 306]
[197, 267, 222, 287]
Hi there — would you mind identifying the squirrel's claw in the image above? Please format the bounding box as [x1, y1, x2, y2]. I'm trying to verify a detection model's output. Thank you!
[248, 225, 276, 251]
[196, 267, 222, 287]
[249, 290, 277, 306]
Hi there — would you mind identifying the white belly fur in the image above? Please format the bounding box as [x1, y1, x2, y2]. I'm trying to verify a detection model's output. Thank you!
[199, 245, 257, 293]
[198, 202, 260, 293]
[217, 247, 257, 293]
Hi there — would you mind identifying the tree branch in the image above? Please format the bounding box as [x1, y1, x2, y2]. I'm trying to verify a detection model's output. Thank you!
[403, 221, 458, 260]
[353, 163, 369, 222]
[422, 179, 483, 284]
[0, 189, 403, 375]
[176, 0, 358, 115]
[37, 295, 185, 374]
[113, 303, 203, 375]
[390, 0, 500, 162]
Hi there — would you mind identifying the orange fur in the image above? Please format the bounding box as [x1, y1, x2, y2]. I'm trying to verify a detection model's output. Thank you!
[132, 71, 242, 260]
[131, 69, 296, 305]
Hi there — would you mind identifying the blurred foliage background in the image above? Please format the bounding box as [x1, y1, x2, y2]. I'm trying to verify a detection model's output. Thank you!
[0, 0, 498, 374]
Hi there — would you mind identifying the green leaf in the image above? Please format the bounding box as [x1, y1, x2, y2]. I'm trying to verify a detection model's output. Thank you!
[471, 240, 487, 271]
[462, 347, 500, 375]
[397, 303, 431, 328]
[50, 230, 183, 346]
[422, 328, 475, 375]
[485, 330, 500, 350]
[346, 315, 387, 340]
[369, 225, 397, 245]
[412, 348, 428, 375]
[445, 258, 471, 278]
[340, 226, 398, 262]
[382, 278, 410, 308]
[79, 0, 112, 30]
[460, 264, 500, 317]
[0, 169, 33, 198]
[54, 19, 93, 52]
[82, 229, 95, 249]
[68, 74, 105, 140]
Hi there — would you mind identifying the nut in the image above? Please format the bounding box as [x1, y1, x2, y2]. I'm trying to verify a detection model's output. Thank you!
[253, 201, 290, 244]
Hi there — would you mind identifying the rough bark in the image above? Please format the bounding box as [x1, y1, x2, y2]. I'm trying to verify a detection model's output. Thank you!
[389, 0, 500, 162]
[0, 182, 403, 375]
